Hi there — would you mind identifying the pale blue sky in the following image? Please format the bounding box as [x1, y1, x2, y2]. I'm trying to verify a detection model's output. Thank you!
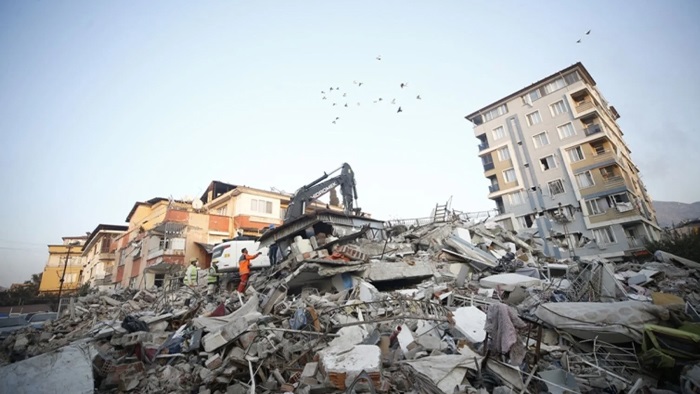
[1, 1, 699, 286]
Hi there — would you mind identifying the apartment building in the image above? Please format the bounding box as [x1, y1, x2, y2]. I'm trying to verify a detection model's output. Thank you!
[38, 235, 87, 294]
[81, 224, 127, 289]
[465, 62, 660, 260]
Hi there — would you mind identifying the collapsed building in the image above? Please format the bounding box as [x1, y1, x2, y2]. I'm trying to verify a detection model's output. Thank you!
[2, 206, 699, 393]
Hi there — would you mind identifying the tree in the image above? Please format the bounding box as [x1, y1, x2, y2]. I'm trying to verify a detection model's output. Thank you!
[646, 231, 700, 263]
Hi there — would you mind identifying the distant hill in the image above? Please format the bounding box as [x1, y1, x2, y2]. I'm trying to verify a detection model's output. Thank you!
[653, 201, 700, 228]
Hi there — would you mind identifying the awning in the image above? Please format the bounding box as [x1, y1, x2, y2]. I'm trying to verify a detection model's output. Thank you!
[152, 222, 187, 235]
[195, 242, 215, 254]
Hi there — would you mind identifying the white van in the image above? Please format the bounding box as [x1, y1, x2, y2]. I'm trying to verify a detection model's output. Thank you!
[211, 239, 271, 273]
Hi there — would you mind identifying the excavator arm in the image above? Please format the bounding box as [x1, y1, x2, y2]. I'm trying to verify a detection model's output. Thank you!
[284, 163, 359, 222]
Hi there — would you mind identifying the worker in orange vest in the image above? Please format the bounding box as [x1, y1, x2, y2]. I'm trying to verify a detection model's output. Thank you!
[237, 248, 261, 294]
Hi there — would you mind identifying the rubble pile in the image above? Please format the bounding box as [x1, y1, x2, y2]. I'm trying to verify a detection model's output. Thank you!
[2, 217, 700, 393]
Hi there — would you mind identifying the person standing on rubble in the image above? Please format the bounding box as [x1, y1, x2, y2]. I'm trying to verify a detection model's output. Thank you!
[184, 258, 198, 287]
[237, 248, 261, 294]
[207, 262, 221, 298]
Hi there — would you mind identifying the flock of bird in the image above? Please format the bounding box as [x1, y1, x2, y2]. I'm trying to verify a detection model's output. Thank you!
[576, 29, 592, 44]
[323, 55, 423, 124]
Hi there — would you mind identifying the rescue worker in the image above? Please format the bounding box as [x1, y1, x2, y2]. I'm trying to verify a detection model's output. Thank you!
[184, 258, 198, 287]
[237, 248, 261, 294]
[207, 262, 221, 298]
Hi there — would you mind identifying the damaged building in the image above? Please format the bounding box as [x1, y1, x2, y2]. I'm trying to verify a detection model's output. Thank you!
[465, 62, 661, 261]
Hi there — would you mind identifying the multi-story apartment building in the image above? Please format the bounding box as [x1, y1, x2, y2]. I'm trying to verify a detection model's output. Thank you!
[465, 62, 660, 260]
[81, 224, 127, 289]
[38, 235, 87, 294]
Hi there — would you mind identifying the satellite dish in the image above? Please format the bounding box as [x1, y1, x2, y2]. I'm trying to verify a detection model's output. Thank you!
[192, 199, 204, 210]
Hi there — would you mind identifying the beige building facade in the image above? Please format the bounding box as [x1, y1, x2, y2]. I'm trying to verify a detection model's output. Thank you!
[81, 224, 127, 289]
[466, 62, 660, 260]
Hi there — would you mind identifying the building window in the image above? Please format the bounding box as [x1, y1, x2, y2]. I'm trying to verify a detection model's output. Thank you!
[550, 100, 568, 116]
[503, 168, 517, 183]
[526, 111, 542, 126]
[557, 122, 576, 139]
[532, 132, 549, 148]
[586, 199, 603, 215]
[508, 191, 524, 206]
[575, 171, 594, 188]
[548, 179, 565, 196]
[100, 237, 111, 253]
[492, 126, 506, 140]
[215, 206, 227, 216]
[251, 199, 273, 214]
[543, 78, 566, 94]
[607, 192, 631, 207]
[564, 71, 581, 85]
[483, 104, 508, 122]
[591, 141, 606, 155]
[594, 227, 616, 245]
[539, 155, 558, 171]
[497, 147, 510, 161]
[568, 146, 585, 162]
[600, 165, 618, 180]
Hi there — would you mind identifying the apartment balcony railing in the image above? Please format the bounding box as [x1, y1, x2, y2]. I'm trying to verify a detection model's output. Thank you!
[483, 162, 495, 171]
[478, 142, 489, 151]
[584, 123, 603, 136]
[576, 100, 595, 113]
[489, 184, 500, 193]
[603, 175, 625, 187]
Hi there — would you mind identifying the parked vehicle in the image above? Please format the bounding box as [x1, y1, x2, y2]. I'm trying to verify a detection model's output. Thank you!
[0, 317, 30, 339]
[211, 238, 270, 273]
[27, 313, 58, 329]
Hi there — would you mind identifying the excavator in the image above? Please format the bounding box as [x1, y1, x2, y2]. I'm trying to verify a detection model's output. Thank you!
[284, 162, 360, 223]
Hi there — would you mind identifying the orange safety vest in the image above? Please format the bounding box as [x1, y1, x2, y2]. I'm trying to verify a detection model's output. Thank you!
[239, 254, 254, 274]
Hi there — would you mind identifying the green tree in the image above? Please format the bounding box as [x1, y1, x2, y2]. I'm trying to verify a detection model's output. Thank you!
[646, 230, 700, 263]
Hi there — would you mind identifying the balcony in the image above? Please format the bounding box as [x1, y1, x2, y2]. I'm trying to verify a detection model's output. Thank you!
[478, 141, 489, 151]
[489, 184, 500, 193]
[584, 123, 603, 136]
[483, 162, 495, 171]
[576, 100, 595, 113]
[603, 175, 625, 188]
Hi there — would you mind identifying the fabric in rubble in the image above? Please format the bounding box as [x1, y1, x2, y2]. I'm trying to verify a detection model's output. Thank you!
[484, 303, 527, 365]
[122, 315, 150, 333]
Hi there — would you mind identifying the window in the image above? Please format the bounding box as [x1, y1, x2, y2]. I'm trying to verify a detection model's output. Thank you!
[607, 193, 630, 206]
[557, 122, 576, 139]
[100, 237, 111, 253]
[600, 165, 617, 180]
[497, 147, 510, 161]
[586, 199, 603, 215]
[575, 171, 594, 188]
[591, 142, 606, 155]
[508, 191, 524, 206]
[548, 179, 565, 196]
[594, 227, 616, 244]
[568, 146, 585, 162]
[251, 199, 273, 214]
[527, 89, 542, 103]
[526, 111, 542, 126]
[503, 168, 517, 183]
[215, 206, 227, 216]
[550, 100, 568, 116]
[492, 126, 505, 140]
[532, 132, 549, 148]
[539, 155, 558, 171]
[483, 104, 508, 122]
[564, 71, 581, 85]
[543, 78, 566, 94]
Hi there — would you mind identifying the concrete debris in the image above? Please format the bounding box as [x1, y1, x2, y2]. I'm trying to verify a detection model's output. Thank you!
[2, 214, 700, 393]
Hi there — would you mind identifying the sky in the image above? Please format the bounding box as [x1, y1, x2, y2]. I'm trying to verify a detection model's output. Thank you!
[1, 1, 699, 286]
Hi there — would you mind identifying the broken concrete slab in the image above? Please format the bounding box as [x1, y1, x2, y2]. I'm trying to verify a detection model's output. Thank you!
[480, 273, 543, 291]
[402, 354, 480, 393]
[453, 306, 487, 343]
[320, 345, 382, 390]
[0, 341, 96, 394]
[364, 258, 434, 282]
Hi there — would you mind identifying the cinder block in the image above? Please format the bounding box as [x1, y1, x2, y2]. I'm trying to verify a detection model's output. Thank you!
[205, 354, 223, 370]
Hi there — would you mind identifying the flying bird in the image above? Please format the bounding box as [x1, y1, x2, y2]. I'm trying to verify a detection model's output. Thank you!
[376, 55, 382, 61]
[358, 82, 363, 87]
[378, 98, 383, 101]
[373, 100, 378, 103]
[322, 96, 327, 100]
[397, 107, 403, 113]
[391, 98, 396, 105]
[330, 87, 334, 91]
[321, 91, 325, 94]
[416, 95, 422, 100]
[576, 39, 581, 44]
[343, 93, 347, 97]
[357, 102, 361, 106]
[332, 103, 337, 106]
[400, 83, 407, 89]
[586, 29, 591, 35]
[344, 103, 348, 107]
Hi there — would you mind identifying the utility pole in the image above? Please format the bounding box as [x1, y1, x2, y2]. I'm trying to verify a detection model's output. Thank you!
[57, 241, 79, 301]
